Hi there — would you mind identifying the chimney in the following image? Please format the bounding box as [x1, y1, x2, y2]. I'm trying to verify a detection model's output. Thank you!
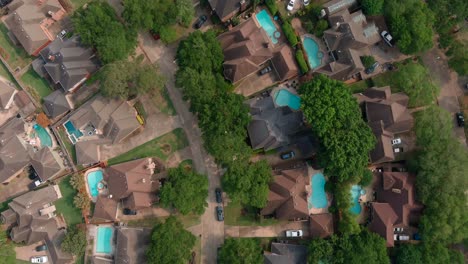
[48, 55, 55, 61]
[334, 22, 340, 30]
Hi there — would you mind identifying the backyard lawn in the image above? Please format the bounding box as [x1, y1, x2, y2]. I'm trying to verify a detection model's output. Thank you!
[150, 87, 177, 116]
[0, 24, 32, 70]
[224, 201, 280, 226]
[0, 60, 16, 84]
[57, 129, 77, 164]
[20, 67, 52, 101]
[108, 128, 188, 165]
[55, 176, 83, 226]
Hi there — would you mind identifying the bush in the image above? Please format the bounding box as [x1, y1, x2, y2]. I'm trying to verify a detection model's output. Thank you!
[295, 50, 309, 74]
[265, 0, 278, 15]
[61, 227, 86, 256]
[160, 26, 178, 44]
[360, 56, 376, 69]
[314, 19, 328, 38]
[359, 169, 373, 187]
[361, 0, 384, 15]
[282, 22, 298, 46]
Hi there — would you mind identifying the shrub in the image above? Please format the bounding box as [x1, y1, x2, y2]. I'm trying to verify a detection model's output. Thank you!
[295, 50, 309, 74]
[359, 169, 373, 187]
[282, 22, 298, 46]
[360, 56, 376, 68]
[160, 26, 178, 44]
[314, 19, 328, 38]
[265, 0, 278, 15]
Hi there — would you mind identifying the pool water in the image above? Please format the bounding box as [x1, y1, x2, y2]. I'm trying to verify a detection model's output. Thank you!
[87, 170, 103, 198]
[255, 9, 280, 44]
[303, 37, 322, 69]
[64, 120, 83, 139]
[96, 227, 113, 254]
[308, 173, 327, 209]
[33, 124, 52, 147]
[274, 89, 301, 110]
[350, 185, 362, 214]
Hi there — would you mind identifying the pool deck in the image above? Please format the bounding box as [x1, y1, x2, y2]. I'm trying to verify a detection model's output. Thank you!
[84, 168, 105, 202]
[307, 167, 332, 215]
[23, 122, 57, 149]
[301, 34, 329, 70]
[89, 225, 115, 257]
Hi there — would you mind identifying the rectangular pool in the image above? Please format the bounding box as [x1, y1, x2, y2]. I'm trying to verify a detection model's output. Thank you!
[255, 9, 279, 44]
[96, 227, 113, 254]
[64, 120, 83, 140]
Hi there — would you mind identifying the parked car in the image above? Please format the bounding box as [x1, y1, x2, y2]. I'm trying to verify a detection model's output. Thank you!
[287, 0, 295, 11]
[391, 138, 401, 145]
[303, 0, 310, 6]
[215, 188, 223, 203]
[123, 208, 137, 215]
[456, 112, 465, 127]
[394, 234, 410, 241]
[365, 62, 380, 74]
[57, 30, 67, 39]
[34, 179, 43, 187]
[31, 256, 48, 263]
[0, 0, 13, 8]
[216, 206, 224, 221]
[259, 66, 272, 75]
[280, 151, 295, 160]
[150, 30, 160, 41]
[393, 227, 403, 232]
[35, 244, 48, 252]
[286, 230, 303, 237]
[194, 15, 208, 29]
[393, 147, 404, 153]
[381, 31, 393, 47]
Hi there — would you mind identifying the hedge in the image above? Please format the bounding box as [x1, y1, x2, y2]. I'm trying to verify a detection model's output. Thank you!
[295, 50, 309, 74]
[282, 22, 298, 46]
[265, 0, 278, 16]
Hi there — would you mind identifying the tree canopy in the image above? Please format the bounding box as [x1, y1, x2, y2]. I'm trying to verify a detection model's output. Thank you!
[384, 0, 434, 54]
[72, 1, 137, 63]
[160, 165, 208, 215]
[360, 0, 384, 15]
[218, 238, 263, 264]
[146, 216, 196, 264]
[395, 243, 464, 264]
[100, 59, 164, 99]
[61, 227, 86, 257]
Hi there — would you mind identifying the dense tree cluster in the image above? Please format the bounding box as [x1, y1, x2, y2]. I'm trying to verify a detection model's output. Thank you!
[384, 0, 434, 54]
[146, 216, 196, 264]
[61, 227, 86, 257]
[427, 0, 467, 47]
[218, 238, 263, 264]
[308, 229, 390, 264]
[72, 1, 137, 63]
[360, 0, 384, 15]
[160, 165, 208, 215]
[395, 243, 464, 264]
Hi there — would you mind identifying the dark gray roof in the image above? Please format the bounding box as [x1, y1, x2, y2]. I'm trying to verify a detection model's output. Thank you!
[43, 90, 71, 118]
[208, 0, 243, 21]
[0, 79, 16, 109]
[115, 228, 151, 264]
[0, 118, 29, 183]
[30, 147, 62, 181]
[264, 243, 308, 264]
[75, 140, 102, 165]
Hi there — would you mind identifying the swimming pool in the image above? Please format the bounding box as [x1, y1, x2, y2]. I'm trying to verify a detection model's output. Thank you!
[350, 185, 362, 214]
[308, 173, 327, 209]
[64, 120, 83, 142]
[303, 37, 322, 69]
[255, 9, 280, 44]
[96, 227, 113, 254]
[274, 89, 301, 110]
[33, 124, 52, 148]
[86, 170, 103, 198]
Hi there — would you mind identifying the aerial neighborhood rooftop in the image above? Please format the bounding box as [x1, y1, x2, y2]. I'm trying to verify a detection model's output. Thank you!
[0, 0, 467, 263]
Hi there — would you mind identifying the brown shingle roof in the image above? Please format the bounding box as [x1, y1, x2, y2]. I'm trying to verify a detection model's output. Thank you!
[368, 121, 394, 164]
[309, 213, 334, 238]
[93, 195, 118, 222]
[369, 202, 398, 247]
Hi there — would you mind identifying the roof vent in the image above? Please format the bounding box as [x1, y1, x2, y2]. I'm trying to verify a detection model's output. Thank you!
[391, 188, 401, 194]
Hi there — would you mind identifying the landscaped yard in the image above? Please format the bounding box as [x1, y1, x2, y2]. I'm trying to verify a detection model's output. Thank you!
[55, 176, 83, 226]
[0, 24, 32, 70]
[20, 67, 52, 101]
[0, 60, 16, 84]
[224, 201, 280, 226]
[347, 79, 372, 93]
[150, 87, 177, 116]
[108, 128, 188, 165]
[57, 129, 77, 164]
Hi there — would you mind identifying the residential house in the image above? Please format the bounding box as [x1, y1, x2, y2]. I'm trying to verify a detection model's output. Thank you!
[0, 79, 17, 110]
[354, 87, 413, 164]
[261, 167, 309, 221]
[42, 90, 72, 119]
[208, 0, 250, 22]
[264, 242, 308, 264]
[317, 8, 380, 81]
[0, 186, 73, 264]
[75, 139, 102, 166]
[4, 0, 66, 56]
[14, 90, 36, 117]
[218, 18, 298, 86]
[368, 170, 423, 247]
[114, 227, 151, 264]
[33, 36, 99, 94]
[322, 0, 358, 16]
[309, 213, 334, 238]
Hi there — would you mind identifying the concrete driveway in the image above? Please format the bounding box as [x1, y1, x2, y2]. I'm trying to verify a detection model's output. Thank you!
[225, 221, 309, 237]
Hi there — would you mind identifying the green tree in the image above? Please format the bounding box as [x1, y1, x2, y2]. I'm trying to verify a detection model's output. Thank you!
[146, 216, 196, 264]
[308, 238, 333, 264]
[384, 0, 434, 54]
[359, 169, 373, 187]
[61, 227, 86, 256]
[73, 1, 137, 63]
[360, 0, 384, 15]
[314, 19, 329, 38]
[395, 244, 423, 264]
[160, 165, 208, 215]
[176, 0, 195, 27]
[73, 192, 90, 211]
[160, 25, 178, 44]
[334, 229, 390, 264]
[0, 231, 16, 264]
[447, 41, 468, 76]
[222, 160, 272, 208]
[70, 173, 85, 191]
[218, 238, 263, 264]
[360, 56, 376, 69]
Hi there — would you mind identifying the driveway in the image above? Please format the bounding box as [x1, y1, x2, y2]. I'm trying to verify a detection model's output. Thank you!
[225, 221, 309, 237]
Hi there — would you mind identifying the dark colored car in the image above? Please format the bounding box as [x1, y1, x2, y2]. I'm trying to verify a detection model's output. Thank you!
[194, 15, 208, 29]
[0, 0, 12, 8]
[365, 62, 380, 74]
[456, 112, 465, 127]
[216, 206, 224, 221]
[123, 208, 137, 215]
[215, 188, 222, 203]
[35, 244, 48, 252]
[150, 30, 160, 40]
[280, 151, 295, 160]
[259, 66, 272, 75]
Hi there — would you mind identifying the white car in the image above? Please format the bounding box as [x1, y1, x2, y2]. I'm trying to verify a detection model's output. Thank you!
[391, 138, 401, 145]
[286, 229, 303, 237]
[31, 256, 48, 263]
[287, 0, 295, 11]
[303, 0, 310, 6]
[393, 227, 404, 232]
[381, 31, 393, 47]
[393, 147, 403, 153]
[394, 234, 410, 241]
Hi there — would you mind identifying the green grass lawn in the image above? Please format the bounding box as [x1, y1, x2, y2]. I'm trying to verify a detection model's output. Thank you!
[57, 129, 76, 164]
[55, 176, 83, 226]
[224, 201, 280, 226]
[20, 67, 52, 101]
[0, 24, 32, 70]
[150, 87, 177, 116]
[347, 79, 372, 93]
[0, 60, 16, 84]
[108, 128, 189, 165]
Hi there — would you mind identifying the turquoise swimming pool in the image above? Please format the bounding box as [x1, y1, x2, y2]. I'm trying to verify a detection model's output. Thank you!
[303, 36, 322, 69]
[64, 120, 83, 143]
[308, 173, 327, 209]
[96, 227, 113, 254]
[350, 185, 362, 214]
[274, 89, 301, 110]
[33, 124, 52, 148]
[255, 9, 280, 44]
[86, 170, 103, 198]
